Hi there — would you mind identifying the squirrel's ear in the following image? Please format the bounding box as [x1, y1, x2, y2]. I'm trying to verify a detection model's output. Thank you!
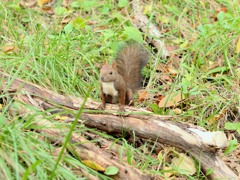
[112, 61, 117, 69]
[103, 60, 107, 65]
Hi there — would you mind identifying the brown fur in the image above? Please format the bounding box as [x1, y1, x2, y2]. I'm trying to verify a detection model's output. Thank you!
[116, 43, 148, 92]
[99, 43, 149, 111]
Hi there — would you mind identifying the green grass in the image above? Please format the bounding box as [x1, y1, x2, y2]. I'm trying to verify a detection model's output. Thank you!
[0, 0, 240, 179]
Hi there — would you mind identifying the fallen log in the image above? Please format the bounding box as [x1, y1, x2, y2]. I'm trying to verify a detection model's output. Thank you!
[0, 72, 238, 179]
[9, 96, 153, 180]
[36, 117, 153, 180]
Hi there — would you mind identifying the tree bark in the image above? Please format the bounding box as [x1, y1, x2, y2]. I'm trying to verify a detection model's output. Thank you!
[34, 116, 153, 180]
[0, 72, 238, 179]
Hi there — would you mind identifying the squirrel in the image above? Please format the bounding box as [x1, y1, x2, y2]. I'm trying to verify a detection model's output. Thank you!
[99, 43, 149, 111]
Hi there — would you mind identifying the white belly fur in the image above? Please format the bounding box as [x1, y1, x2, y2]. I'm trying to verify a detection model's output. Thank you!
[102, 82, 118, 97]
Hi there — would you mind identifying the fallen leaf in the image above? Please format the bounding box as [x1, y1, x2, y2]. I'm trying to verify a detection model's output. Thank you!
[61, 17, 71, 24]
[171, 153, 196, 175]
[54, 115, 69, 121]
[154, 94, 163, 104]
[87, 20, 97, 25]
[209, 108, 228, 124]
[236, 36, 240, 54]
[72, 17, 86, 29]
[173, 108, 182, 115]
[208, 60, 218, 70]
[159, 91, 185, 108]
[138, 90, 148, 102]
[0, 104, 2, 111]
[160, 74, 172, 83]
[167, 67, 178, 76]
[104, 166, 119, 175]
[82, 160, 105, 171]
[214, 7, 228, 21]
[216, 7, 228, 13]
[163, 166, 174, 178]
[52, 147, 67, 156]
[165, 45, 181, 68]
[62, 0, 71, 8]
[19, 0, 36, 8]
[143, 4, 152, 15]
[2, 44, 15, 53]
[37, 0, 53, 7]
[156, 65, 165, 72]
[157, 151, 163, 161]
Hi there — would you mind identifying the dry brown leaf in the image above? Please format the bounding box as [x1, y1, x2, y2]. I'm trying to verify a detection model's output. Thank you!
[156, 64, 166, 72]
[158, 91, 185, 108]
[61, 17, 71, 24]
[52, 147, 67, 156]
[214, 7, 228, 21]
[209, 108, 228, 124]
[154, 94, 163, 104]
[236, 36, 240, 54]
[2, 44, 15, 53]
[138, 90, 148, 102]
[87, 20, 97, 25]
[208, 60, 218, 70]
[216, 7, 228, 14]
[160, 74, 172, 83]
[62, 0, 71, 8]
[82, 160, 105, 172]
[165, 45, 181, 68]
[171, 153, 196, 175]
[19, 0, 36, 8]
[167, 67, 178, 76]
[93, 26, 108, 31]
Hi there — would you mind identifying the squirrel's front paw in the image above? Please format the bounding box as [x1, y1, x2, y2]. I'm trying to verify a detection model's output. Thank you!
[99, 104, 105, 110]
[118, 105, 125, 112]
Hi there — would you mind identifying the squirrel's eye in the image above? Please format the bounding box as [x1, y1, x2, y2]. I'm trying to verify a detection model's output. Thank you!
[109, 71, 112, 75]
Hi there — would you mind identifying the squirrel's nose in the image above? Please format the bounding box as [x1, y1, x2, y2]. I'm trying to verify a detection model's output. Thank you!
[101, 76, 108, 81]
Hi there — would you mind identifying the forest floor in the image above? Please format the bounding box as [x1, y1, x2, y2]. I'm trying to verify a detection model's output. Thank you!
[0, 0, 240, 179]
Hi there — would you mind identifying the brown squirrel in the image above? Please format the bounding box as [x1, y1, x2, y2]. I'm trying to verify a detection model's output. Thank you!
[99, 43, 149, 111]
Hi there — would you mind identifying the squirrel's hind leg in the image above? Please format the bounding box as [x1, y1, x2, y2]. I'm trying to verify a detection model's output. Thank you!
[99, 89, 106, 110]
[126, 88, 134, 106]
[118, 89, 126, 111]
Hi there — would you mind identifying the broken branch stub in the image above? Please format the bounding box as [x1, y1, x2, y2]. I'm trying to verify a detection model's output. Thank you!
[131, 0, 169, 59]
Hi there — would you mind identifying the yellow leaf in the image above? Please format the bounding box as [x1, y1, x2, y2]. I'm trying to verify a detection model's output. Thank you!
[37, 0, 53, 7]
[143, 5, 152, 15]
[54, 115, 68, 121]
[0, 104, 2, 110]
[199, 1, 205, 9]
[158, 91, 185, 108]
[171, 153, 196, 175]
[54, 115, 61, 120]
[82, 160, 105, 172]
[236, 36, 240, 54]
[163, 166, 174, 178]
[173, 108, 182, 115]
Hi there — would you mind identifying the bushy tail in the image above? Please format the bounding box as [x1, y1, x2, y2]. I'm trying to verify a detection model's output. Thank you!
[116, 43, 149, 92]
